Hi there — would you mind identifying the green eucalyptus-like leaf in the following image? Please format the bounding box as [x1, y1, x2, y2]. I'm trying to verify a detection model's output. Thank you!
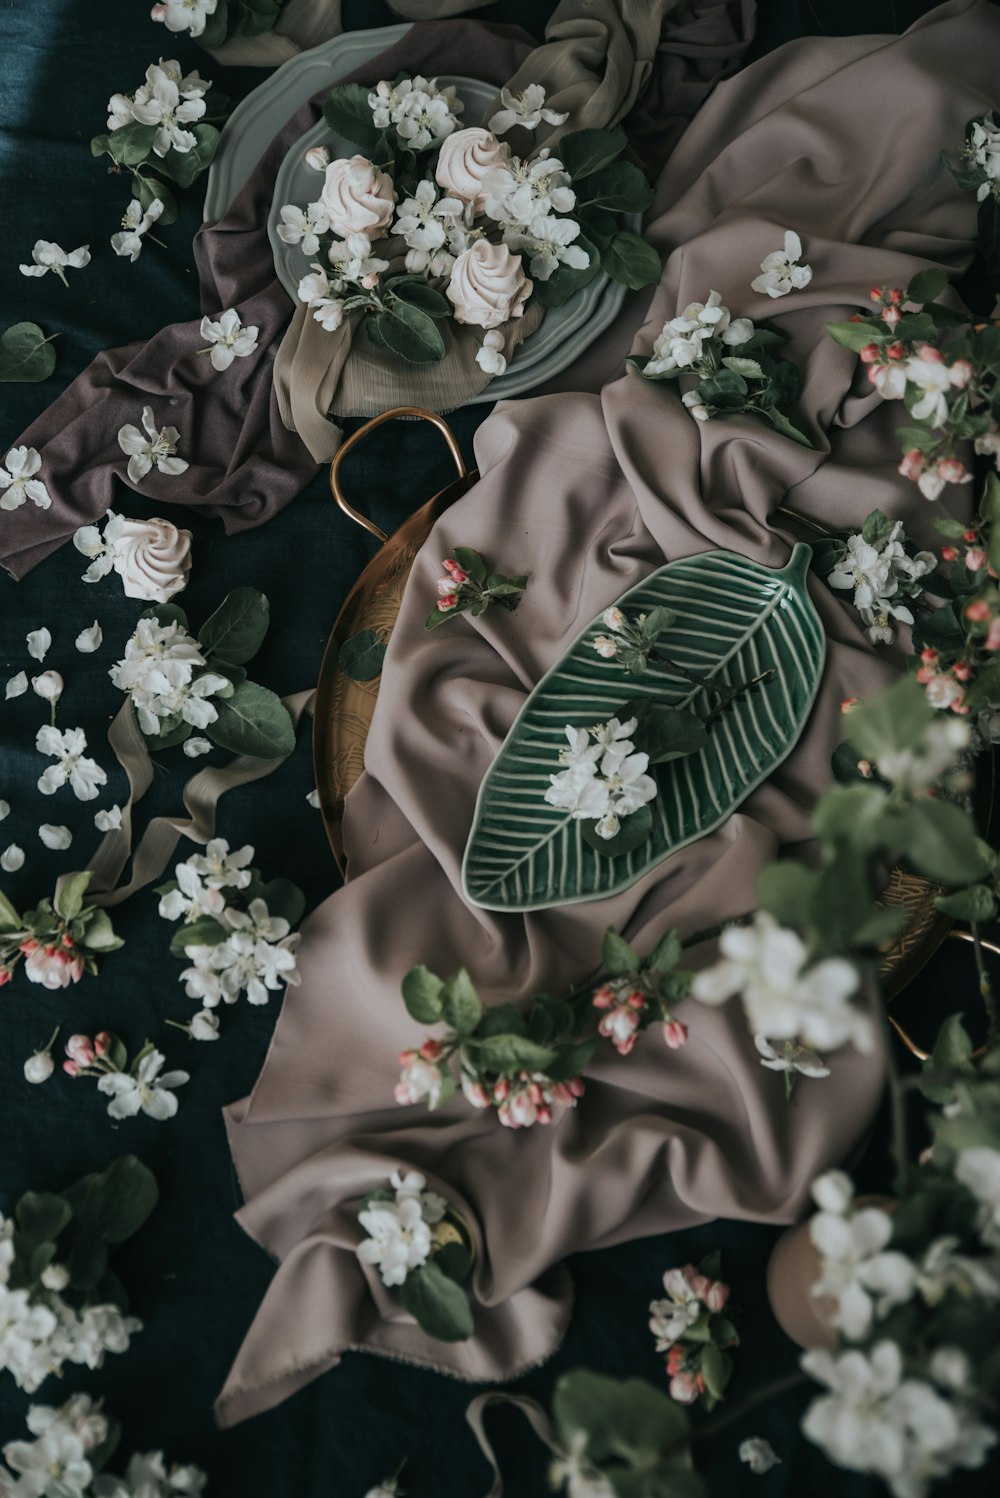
[400, 1260, 473, 1341]
[471, 1034, 559, 1074]
[559, 127, 628, 179]
[906, 268, 950, 305]
[15, 1192, 73, 1247]
[105, 121, 158, 167]
[0, 890, 23, 930]
[894, 799, 993, 885]
[378, 300, 446, 363]
[169, 916, 228, 958]
[339, 629, 387, 681]
[209, 681, 296, 760]
[602, 928, 639, 975]
[322, 82, 383, 155]
[582, 161, 654, 215]
[80, 909, 123, 953]
[199, 587, 270, 665]
[935, 884, 998, 922]
[156, 125, 221, 188]
[386, 276, 451, 318]
[601, 231, 661, 291]
[402, 965, 445, 1024]
[132, 174, 178, 225]
[0, 322, 58, 382]
[60, 1156, 158, 1246]
[440, 968, 483, 1035]
[826, 319, 889, 353]
[647, 928, 682, 973]
[54, 870, 94, 922]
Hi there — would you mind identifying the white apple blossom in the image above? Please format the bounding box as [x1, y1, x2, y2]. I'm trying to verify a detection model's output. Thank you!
[31, 670, 63, 710]
[808, 1171, 916, 1339]
[35, 726, 107, 801]
[109, 617, 227, 737]
[955, 1146, 1000, 1248]
[328, 231, 390, 286]
[915, 1235, 1000, 1306]
[19, 241, 91, 287]
[751, 229, 812, 298]
[648, 1267, 704, 1349]
[739, 1438, 780, 1475]
[368, 75, 463, 152]
[130, 61, 207, 156]
[181, 900, 300, 1007]
[970, 114, 1000, 200]
[150, 0, 219, 42]
[488, 83, 568, 137]
[507, 213, 590, 282]
[906, 355, 959, 428]
[483, 150, 575, 226]
[157, 862, 226, 923]
[754, 1034, 830, 1078]
[276, 201, 330, 257]
[305, 145, 330, 172]
[97, 1048, 189, 1121]
[186, 837, 254, 891]
[644, 292, 755, 377]
[475, 329, 507, 377]
[296, 264, 347, 332]
[827, 522, 935, 645]
[117, 407, 189, 484]
[73, 511, 124, 582]
[38, 824, 72, 850]
[355, 1173, 445, 1289]
[94, 805, 123, 832]
[394, 1051, 445, 1108]
[170, 1009, 221, 1042]
[5, 671, 28, 699]
[870, 715, 970, 795]
[23, 1038, 57, 1083]
[107, 58, 210, 132]
[111, 197, 165, 262]
[0, 845, 24, 873]
[198, 308, 260, 371]
[545, 718, 657, 837]
[26, 628, 51, 661]
[183, 736, 212, 757]
[0, 447, 52, 512]
[691, 912, 872, 1055]
[392, 180, 464, 259]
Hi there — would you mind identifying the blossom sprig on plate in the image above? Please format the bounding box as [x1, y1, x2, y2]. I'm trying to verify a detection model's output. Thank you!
[0, 1392, 206, 1498]
[395, 924, 691, 1128]
[809, 508, 937, 645]
[594, 603, 774, 713]
[108, 588, 295, 758]
[825, 267, 996, 499]
[631, 291, 814, 447]
[0, 871, 123, 990]
[0, 1156, 154, 1392]
[355, 1169, 473, 1343]
[91, 59, 230, 237]
[425, 548, 527, 628]
[62, 1033, 190, 1122]
[287, 81, 659, 363]
[649, 1253, 740, 1409]
[157, 839, 303, 1010]
[944, 111, 1000, 282]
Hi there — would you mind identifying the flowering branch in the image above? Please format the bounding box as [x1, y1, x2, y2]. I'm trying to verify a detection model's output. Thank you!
[0, 871, 123, 989]
[425, 547, 527, 628]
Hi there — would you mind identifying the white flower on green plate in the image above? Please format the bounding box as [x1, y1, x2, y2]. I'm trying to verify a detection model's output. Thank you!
[35, 726, 107, 801]
[392, 179, 464, 255]
[751, 230, 812, 298]
[19, 241, 91, 287]
[507, 213, 589, 282]
[96, 1049, 189, 1121]
[488, 84, 568, 137]
[198, 308, 259, 371]
[0, 446, 52, 511]
[276, 202, 330, 257]
[111, 197, 165, 262]
[117, 407, 189, 484]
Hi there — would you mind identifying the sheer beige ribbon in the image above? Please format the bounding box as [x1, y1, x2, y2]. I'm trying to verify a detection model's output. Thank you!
[205, 0, 495, 67]
[72, 691, 315, 910]
[465, 1392, 565, 1498]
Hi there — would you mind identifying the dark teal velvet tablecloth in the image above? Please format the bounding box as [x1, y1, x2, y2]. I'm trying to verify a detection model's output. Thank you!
[1, 3, 996, 1495]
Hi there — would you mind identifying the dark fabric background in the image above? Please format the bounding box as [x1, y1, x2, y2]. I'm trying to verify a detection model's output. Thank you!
[1, 3, 996, 1496]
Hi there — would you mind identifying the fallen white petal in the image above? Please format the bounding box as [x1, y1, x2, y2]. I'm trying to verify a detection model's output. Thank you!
[6, 671, 28, 699]
[183, 736, 212, 758]
[1, 844, 25, 872]
[307, 789, 320, 808]
[26, 629, 52, 661]
[0, 801, 9, 820]
[94, 805, 123, 832]
[39, 824, 73, 850]
[75, 621, 103, 653]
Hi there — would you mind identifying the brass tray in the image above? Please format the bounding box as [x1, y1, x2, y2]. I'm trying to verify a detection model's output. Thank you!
[312, 408, 994, 1054]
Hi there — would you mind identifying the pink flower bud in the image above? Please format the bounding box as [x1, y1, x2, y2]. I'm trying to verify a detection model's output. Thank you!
[535, 1104, 553, 1125]
[889, 288, 903, 303]
[666, 1346, 685, 1375]
[626, 990, 646, 1010]
[898, 449, 925, 480]
[437, 577, 458, 596]
[61, 933, 74, 949]
[986, 618, 1000, 652]
[442, 559, 468, 583]
[305, 146, 331, 172]
[940, 546, 958, 562]
[593, 635, 618, 659]
[591, 984, 615, 1010]
[437, 593, 460, 612]
[966, 600, 991, 622]
[66, 1034, 96, 1066]
[859, 343, 880, 364]
[964, 529, 979, 542]
[886, 341, 905, 360]
[361, 273, 379, 290]
[953, 661, 972, 681]
[493, 1078, 510, 1102]
[841, 697, 859, 713]
[881, 306, 901, 328]
[915, 666, 934, 684]
[938, 458, 967, 484]
[965, 548, 987, 572]
[857, 759, 873, 778]
[869, 287, 883, 302]
[916, 342, 943, 362]
[669, 1372, 700, 1404]
[949, 359, 973, 388]
[419, 1038, 443, 1061]
[662, 1019, 689, 1050]
[94, 1031, 112, 1056]
[63, 1060, 79, 1077]
[705, 1280, 730, 1312]
[462, 1075, 491, 1108]
[689, 1273, 713, 1301]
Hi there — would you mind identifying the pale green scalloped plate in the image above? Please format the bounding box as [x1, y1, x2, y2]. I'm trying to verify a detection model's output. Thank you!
[462, 544, 826, 911]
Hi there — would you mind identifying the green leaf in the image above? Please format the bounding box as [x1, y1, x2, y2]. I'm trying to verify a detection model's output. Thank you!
[401, 965, 444, 1024]
[699, 1343, 732, 1401]
[601, 231, 661, 291]
[140, 601, 189, 631]
[209, 681, 296, 760]
[378, 300, 446, 363]
[647, 929, 682, 973]
[169, 916, 228, 958]
[847, 677, 934, 760]
[935, 884, 998, 922]
[633, 706, 708, 765]
[472, 1035, 559, 1073]
[322, 82, 383, 155]
[425, 603, 461, 630]
[198, 587, 270, 665]
[81, 909, 123, 953]
[825, 319, 886, 352]
[433, 1240, 471, 1284]
[106, 122, 157, 167]
[578, 204, 618, 249]
[0, 322, 58, 383]
[812, 783, 893, 853]
[583, 162, 654, 214]
[963, 660, 1000, 715]
[905, 267, 950, 304]
[721, 356, 765, 379]
[339, 629, 386, 681]
[253, 878, 305, 928]
[544, 1037, 598, 1082]
[156, 125, 221, 189]
[440, 968, 483, 1035]
[930, 1012, 974, 1070]
[602, 928, 639, 975]
[527, 993, 575, 1044]
[559, 127, 628, 180]
[894, 799, 994, 885]
[198, 0, 231, 48]
[582, 803, 654, 857]
[554, 1370, 690, 1467]
[0, 889, 22, 930]
[68, 1234, 109, 1293]
[60, 1156, 158, 1245]
[477, 1003, 525, 1039]
[755, 860, 818, 928]
[132, 173, 178, 226]
[861, 508, 894, 546]
[228, 0, 281, 37]
[15, 1192, 73, 1246]
[765, 407, 814, 448]
[91, 132, 112, 158]
[400, 1260, 473, 1341]
[533, 234, 600, 308]
[387, 277, 451, 318]
[451, 548, 487, 585]
[54, 870, 94, 922]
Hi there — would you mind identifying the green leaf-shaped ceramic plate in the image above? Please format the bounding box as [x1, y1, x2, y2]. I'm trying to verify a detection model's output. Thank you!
[462, 544, 825, 911]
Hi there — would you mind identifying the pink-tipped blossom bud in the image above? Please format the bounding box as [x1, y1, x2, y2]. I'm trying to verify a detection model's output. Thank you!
[966, 600, 991, 622]
[859, 343, 880, 364]
[940, 546, 958, 563]
[493, 1078, 510, 1102]
[916, 342, 943, 362]
[841, 697, 860, 713]
[949, 359, 973, 388]
[593, 635, 618, 659]
[442, 559, 468, 582]
[626, 990, 645, 1010]
[591, 984, 615, 1010]
[881, 306, 901, 328]
[920, 647, 939, 664]
[869, 287, 883, 302]
[437, 592, 460, 612]
[63, 1060, 79, 1077]
[964, 529, 979, 542]
[898, 449, 925, 480]
[662, 1019, 689, 1050]
[889, 288, 903, 303]
[886, 341, 905, 360]
[305, 146, 331, 172]
[461, 1075, 491, 1109]
[705, 1281, 730, 1312]
[938, 457, 967, 484]
[66, 1034, 96, 1066]
[915, 665, 934, 684]
[953, 661, 972, 681]
[966, 548, 988, 571]
[666, 1346, 685, 1375]
[669, 1372, 701, 1405]
[437, 576, 458, 596]
[535, 1104, 553, 1125]
[94, 1032, 113, 1057]
[602, 606, 627, 633]
[857, 759, 873, 778]
[361, 273, 379, 290]
[419, 1038, 443, 1062]
[986, 618, 1000, 652]
[689, 1273, 713, 1301]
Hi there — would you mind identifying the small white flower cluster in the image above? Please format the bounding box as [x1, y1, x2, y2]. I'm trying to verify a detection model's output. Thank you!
[393, 179, 467, 277]
[0, 1394, 206, 1498]
[968, 113, 1000, 202]
[487, 83, 568, 137]
[197, 308, 259, 371]
[482, 149, 589, 283]
[106, 59, 211, 159]
[0, 1215, 141, 1394]
[150, 0, 218, 42]
[691, 912, 872, 1075]
[867, 712, 971, 796]
[870, 351, 975, 500]
[355, 1169, 448, 1288]
[368, 75, 463, 153]
[646, 291, 754, 381]
[159, 840, 301, 1009]
[108, 616, 229, 738]
[544, 717, 657, 840]
[0, 446, 52, 512]
[828, 522, 936, 644]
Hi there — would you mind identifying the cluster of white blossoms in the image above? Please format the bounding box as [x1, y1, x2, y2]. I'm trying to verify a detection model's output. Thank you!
[0, 1215, 141, 1394]
[108, 617, 229, 738]
[645, 291, 755, 380]
[866, 711, 971, 797]
[0, 1395, 205, 1498]
[355, 1170, 448, 1289]
[827, 521, 936, 645]
[691, 911, 872, 1075]
[968, 112, 1000, 201]
[545, 717, 657, 841]
[368, 75, 463, 152]
[150, 0, 218, 43]
[106, 59, 211, 158]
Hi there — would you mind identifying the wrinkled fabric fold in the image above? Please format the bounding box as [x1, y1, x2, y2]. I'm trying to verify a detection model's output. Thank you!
[217, 0, 1000, 1428]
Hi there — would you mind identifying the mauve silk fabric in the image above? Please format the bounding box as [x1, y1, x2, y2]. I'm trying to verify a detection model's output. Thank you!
[215, 0, 1000, 1427]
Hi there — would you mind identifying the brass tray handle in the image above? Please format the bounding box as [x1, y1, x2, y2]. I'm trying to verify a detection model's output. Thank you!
[329, 406, 468, 545]
[890, 929, 1000, 1061]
